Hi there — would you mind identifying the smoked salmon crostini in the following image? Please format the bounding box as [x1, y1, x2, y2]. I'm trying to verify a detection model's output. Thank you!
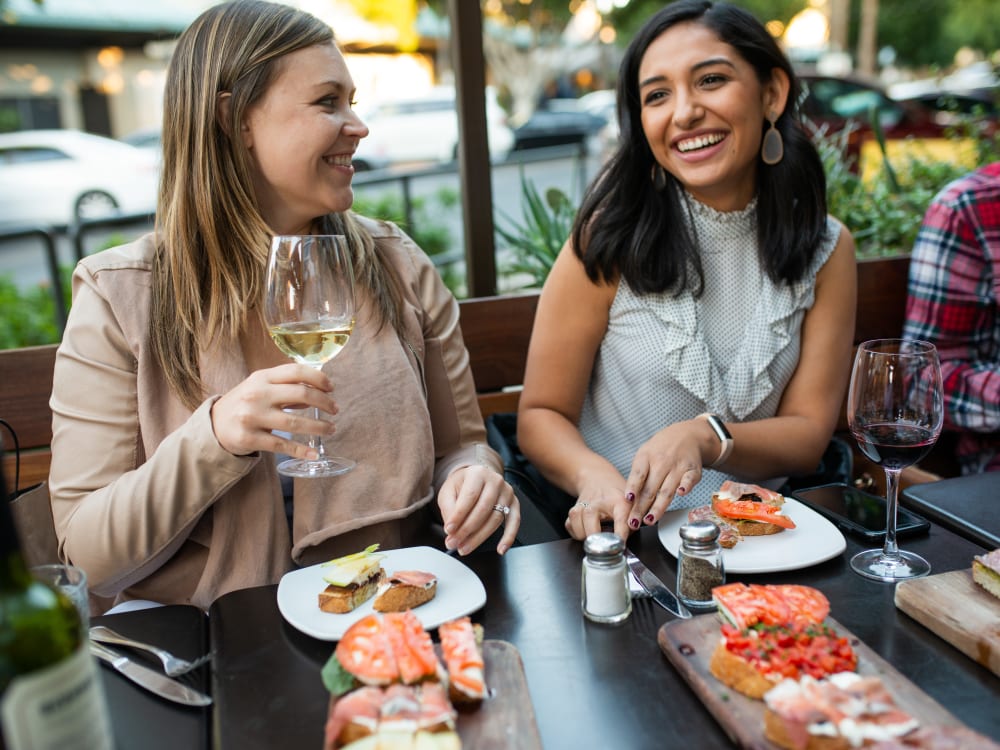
[711, 480, 796, 536]
[438, 616, 486, 707]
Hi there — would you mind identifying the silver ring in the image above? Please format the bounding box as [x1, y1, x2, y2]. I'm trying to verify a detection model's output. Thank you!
[577, 502, 590, 509]
[492, 504, 510, 517]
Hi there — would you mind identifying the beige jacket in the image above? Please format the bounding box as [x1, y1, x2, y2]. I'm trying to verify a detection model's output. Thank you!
[48, 218, 500, 611]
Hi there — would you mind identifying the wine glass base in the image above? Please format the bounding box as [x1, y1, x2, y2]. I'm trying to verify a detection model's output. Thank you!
[277, 456, 355, 478]
[850, 548, 931, 582]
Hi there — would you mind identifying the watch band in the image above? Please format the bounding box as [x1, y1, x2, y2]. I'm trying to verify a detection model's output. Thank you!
[700, 413, 734, 467]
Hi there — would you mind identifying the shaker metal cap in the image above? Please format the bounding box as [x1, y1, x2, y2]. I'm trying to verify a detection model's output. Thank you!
[584, 531, 624, 558]
[679, 520, 721, 545]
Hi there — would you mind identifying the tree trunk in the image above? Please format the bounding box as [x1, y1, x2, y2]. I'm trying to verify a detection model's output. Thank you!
[856, 0, 879, 76]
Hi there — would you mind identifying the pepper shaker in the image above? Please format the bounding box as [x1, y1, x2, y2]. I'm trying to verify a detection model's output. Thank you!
[677, 520, 725, 609]
[581, 532, 632, 623]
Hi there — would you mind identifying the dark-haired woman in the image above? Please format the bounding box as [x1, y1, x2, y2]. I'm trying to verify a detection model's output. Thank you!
[517, 0, 856, 542]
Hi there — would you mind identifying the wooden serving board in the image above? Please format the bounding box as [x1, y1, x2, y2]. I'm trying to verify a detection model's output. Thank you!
[895, 568, 1000, 678]
[451, 640, 542, 750]
[658, 615, 960, 750]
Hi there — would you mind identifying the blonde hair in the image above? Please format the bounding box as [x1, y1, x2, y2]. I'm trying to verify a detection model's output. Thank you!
[153, 0, 401, 409]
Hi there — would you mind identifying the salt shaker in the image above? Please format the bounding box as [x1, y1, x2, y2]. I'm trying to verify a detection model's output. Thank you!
[581, 532, 632, 624]
[676, 520, 725, 609]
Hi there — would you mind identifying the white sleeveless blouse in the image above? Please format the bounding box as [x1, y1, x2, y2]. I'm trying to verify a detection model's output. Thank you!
[578, 195, 842, 509]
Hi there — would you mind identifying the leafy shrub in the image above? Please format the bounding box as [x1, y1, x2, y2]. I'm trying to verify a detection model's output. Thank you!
[353, 187, 463, 294]
[495, 177, 575, 291]
[821, 114, 1000, 258]
[0, 272, 65, 348]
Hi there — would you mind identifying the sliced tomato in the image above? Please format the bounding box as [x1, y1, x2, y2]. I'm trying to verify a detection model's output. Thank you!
[334, 614, 399, 685]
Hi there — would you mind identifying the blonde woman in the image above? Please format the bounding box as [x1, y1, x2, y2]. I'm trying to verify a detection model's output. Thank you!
[49, 0, 518, 612]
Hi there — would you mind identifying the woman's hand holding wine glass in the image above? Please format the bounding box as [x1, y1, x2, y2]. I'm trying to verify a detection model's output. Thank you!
[847, 338, 944, 581]
[264, 234, 356, 478]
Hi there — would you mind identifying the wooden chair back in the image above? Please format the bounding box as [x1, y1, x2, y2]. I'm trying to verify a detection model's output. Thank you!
[0, 344, 58, 494]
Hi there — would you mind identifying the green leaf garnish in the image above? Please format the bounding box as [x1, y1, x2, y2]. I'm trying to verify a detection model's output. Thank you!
[321, 652, 358, 697]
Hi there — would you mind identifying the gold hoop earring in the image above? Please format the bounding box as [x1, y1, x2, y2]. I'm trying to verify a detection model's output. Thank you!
[650, 164, 667, 191]
[761, 113, 784, 165]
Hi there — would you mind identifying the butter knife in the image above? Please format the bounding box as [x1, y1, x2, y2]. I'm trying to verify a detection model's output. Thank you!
[625, 549, 692, 619]
[90, 641, 213, 707]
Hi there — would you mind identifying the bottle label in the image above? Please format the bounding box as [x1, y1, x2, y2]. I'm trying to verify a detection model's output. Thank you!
[1, 643, 113, 750]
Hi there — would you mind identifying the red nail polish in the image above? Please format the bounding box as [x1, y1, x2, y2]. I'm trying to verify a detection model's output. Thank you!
[677, 486, 687, 494]
[626, 492, 635, 502]
[644, 514, 655, 524]
[629, 518, 640, 529]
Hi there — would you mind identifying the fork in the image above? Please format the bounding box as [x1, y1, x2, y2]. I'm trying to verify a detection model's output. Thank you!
[89, 625, 212, 677]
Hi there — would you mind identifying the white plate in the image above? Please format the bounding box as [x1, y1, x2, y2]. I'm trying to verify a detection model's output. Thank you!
[277, 546, 487, 641]
[657, 497, 846, 574]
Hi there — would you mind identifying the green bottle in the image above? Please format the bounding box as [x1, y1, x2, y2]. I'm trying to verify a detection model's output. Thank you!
[1, 453, 113, 749]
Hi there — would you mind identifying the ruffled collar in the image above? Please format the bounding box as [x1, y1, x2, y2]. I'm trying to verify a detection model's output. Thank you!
[683, 192, 757, 226]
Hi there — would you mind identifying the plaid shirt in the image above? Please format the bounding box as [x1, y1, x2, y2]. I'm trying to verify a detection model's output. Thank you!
[904, 161, 1000, 474]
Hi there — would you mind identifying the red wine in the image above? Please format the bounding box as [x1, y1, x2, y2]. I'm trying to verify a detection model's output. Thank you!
[852, 423, 937, 470]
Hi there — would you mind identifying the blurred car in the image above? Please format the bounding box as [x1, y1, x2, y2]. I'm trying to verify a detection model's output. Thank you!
[892, 87, 999, 129]
[511, 107, 608, 152]
[353, 86, 514, 169]
[120, 127, 162, 150]
[797, 72, 993, 177]
[799, 73, 945, 139]
[578, 89, 617, 124]
[0, 129, 159, 227]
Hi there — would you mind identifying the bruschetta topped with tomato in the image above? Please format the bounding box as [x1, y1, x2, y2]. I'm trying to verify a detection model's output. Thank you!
[708, 583, 857, 700]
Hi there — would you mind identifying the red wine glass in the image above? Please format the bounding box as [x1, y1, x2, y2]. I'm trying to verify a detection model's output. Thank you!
[847, 339, 943, 581]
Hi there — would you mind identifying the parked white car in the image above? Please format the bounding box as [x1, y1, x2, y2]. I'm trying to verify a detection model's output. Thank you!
[353, 87, 514, 169]
[0, 129, 159, 228]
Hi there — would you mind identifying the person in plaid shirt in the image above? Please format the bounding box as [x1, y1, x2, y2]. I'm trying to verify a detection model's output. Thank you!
[904, 161, 1000, 474]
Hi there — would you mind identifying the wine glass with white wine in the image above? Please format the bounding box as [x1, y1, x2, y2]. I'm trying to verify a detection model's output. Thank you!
[847, 338, 943, 581]
[264, 234, 355, 477]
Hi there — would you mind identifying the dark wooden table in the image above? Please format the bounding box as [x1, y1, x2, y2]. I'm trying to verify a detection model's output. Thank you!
[201, 524, 999, 749]
[903, 472, 1000, 549]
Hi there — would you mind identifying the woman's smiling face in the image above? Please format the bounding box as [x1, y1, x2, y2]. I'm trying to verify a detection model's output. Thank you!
[241, 42, 369, 235]
[638, 21, 788, 212]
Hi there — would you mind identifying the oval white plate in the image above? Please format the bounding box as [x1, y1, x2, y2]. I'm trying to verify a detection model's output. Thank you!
[657, 497, 846, 574]
[277, 546, 487, 641]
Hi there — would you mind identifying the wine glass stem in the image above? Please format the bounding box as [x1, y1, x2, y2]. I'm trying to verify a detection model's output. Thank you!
[881, 467, 901, 559]
[308, 407, 325, 458]
[308, 363, 327, 458]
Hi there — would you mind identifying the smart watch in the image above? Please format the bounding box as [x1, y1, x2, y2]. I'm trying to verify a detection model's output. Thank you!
[700, 413, 734, 467]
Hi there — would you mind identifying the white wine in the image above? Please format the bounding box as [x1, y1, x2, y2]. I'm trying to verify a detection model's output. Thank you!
[1, 456, 113, 750]
[269, 321, 353, 367]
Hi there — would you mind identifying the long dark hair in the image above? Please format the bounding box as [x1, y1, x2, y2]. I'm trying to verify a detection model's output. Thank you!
[573, 0, 827, 295]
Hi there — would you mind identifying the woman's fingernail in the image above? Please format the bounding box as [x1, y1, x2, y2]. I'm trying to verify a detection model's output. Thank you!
[625, 492, 635, 502]
[444, 523, 455, 534]
[677, 486, 686, 494]
[644, 514, 655, 524]
[629, 518, 640, 530]
[497, 544, 508, 555]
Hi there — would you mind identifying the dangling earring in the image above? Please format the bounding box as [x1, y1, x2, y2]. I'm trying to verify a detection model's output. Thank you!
[761, 112, 784, 165]
[650, 163, 667, 191]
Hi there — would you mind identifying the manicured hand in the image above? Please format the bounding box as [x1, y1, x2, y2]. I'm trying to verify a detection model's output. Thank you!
[624, 420, 705, 529]
[439, 465, 520, 556]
